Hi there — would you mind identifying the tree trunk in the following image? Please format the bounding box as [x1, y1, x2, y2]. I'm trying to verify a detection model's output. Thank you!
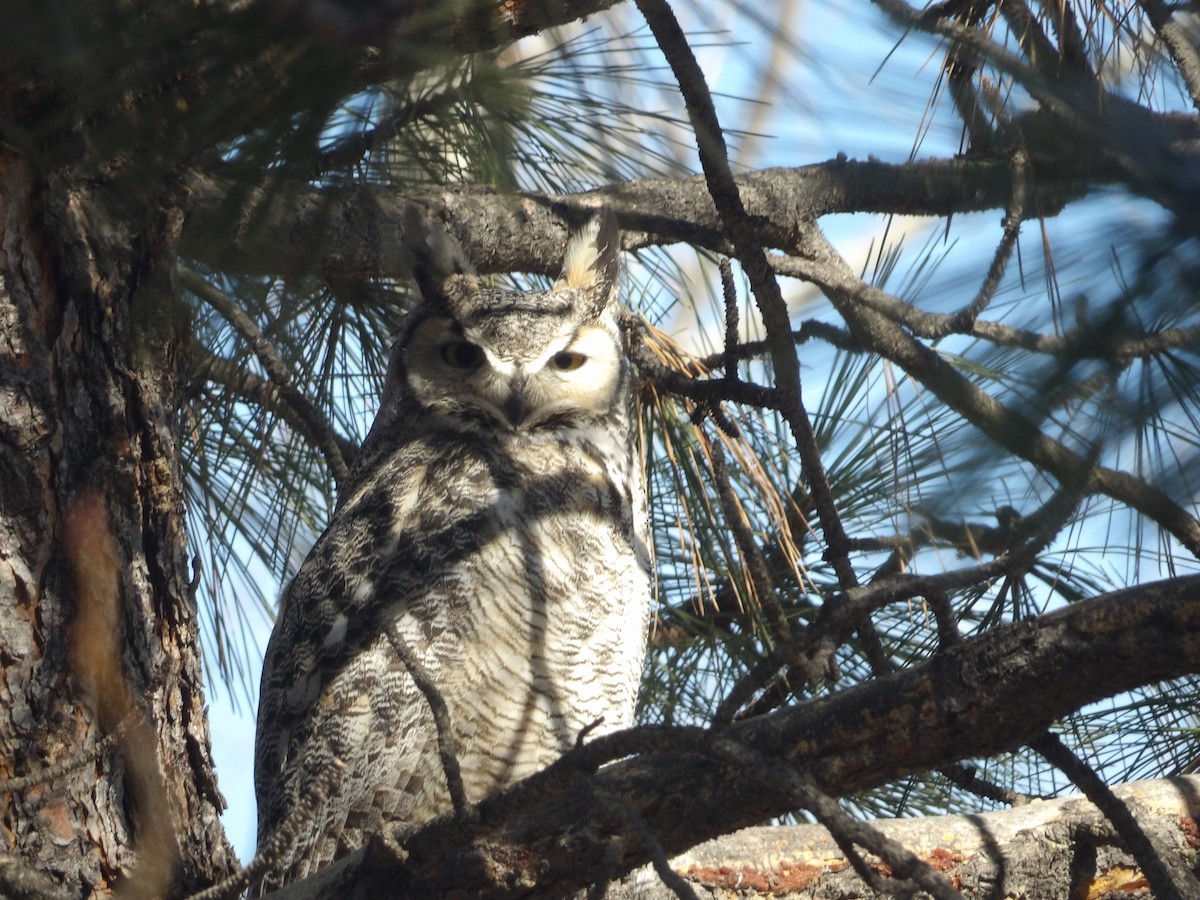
[0, 152, 235, 896]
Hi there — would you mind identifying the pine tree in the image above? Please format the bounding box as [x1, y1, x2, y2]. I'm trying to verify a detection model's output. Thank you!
[2, 1, 1199, 897]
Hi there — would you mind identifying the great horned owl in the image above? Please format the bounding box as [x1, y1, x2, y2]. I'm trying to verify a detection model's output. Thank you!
[253, 208, 651, 890]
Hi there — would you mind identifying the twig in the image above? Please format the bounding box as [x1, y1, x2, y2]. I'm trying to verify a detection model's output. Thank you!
[939, 3, 996, 152]
[855, 495, 1084, 580]
[941, 762, 1036, 806]
[769, 250, 1200, 362]
[719, 257, 739, 383]
[784, 224, 1200, 556]
[924, 588, 962, 650]
[854, 617, 892, 675]
[1032, 731, 1199, 899]
[626, 325, 779, 410]
[999, 0, 1087, 81]
[594, 790, 701, 900]
[707, 738, 963, 900]
[636, 0, 857, 596]
[715, 471, 1088, 726]
[943, 148, 1027, 333]
[713, 579, 927, 724]
[698, 319, 861, 369]
[712, 641, 792, 727]
[194, 352, 359, 465]
[840, 476, 1085, 624]
[385, 622, 469, 817]
[181, 267, 351, 488]
[707, 439, 788, 642]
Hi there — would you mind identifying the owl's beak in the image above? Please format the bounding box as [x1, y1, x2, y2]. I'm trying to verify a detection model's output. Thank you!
[502, 382, 529, 428]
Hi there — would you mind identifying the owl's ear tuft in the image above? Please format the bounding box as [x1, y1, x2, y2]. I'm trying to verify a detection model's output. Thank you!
[403, 204, 476, 306]
[560, 207, 620, 305]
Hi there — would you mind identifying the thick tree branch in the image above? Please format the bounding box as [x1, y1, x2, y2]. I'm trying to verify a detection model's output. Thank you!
[180, 149, 1121, 279]
[266, 574, 1200, 898]
[261, 0, 622, 54]
[613, 775, 1200, 898]
[1032, 731, 1199, 899]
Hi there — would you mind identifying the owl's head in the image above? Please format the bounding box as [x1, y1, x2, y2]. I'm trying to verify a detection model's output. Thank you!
[392, 209, 626, 434]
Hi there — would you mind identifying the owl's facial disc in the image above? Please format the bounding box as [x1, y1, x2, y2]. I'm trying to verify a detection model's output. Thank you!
[405, 317, 620, 431]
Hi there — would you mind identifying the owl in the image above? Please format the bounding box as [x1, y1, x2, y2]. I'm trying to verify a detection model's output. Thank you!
[252, 207, 652, 891]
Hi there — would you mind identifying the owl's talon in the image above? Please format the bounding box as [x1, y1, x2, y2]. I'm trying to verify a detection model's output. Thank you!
[367, 829, 409, 868]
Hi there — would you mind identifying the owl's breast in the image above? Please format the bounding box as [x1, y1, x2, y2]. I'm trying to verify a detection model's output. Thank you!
[393, 440, 647, 790]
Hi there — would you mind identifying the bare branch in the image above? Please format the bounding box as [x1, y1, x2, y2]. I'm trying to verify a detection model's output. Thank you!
[181, 267, 352, 488]
[1139, 0, 1200, 110]
[636, 0, 857, 596]
[938, 148, 1027, 334]
[1032, 731, 1200, 900]
[625, 320, 779, 410]
[760, 244, 1198, 364]
[698, 319, 862, 369]
[594, 790, 702, 900]
[180, 149, 1118, 280]
[780, 226, 1200, 557]
[385, 623, 470, 818]
[705, 438, 787, 642]
[707, 740, 962, 899]
[719, 257, 740, 383]
[193, 352, 360, 465]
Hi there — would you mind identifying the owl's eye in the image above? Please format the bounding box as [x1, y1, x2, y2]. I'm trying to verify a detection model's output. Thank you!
[550, 351, 587, 371]
[440, 340, 484, 369]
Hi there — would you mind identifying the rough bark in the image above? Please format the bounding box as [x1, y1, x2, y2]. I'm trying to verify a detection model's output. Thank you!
[0, 153, 236, 894]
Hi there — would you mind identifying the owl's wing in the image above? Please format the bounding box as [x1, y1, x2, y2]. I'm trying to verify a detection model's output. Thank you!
[253, 443, 497, 856]
[253, 481, 397, 842]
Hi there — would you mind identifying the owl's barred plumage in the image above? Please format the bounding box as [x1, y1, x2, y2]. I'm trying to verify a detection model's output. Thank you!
[253, 209, 652, 889]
